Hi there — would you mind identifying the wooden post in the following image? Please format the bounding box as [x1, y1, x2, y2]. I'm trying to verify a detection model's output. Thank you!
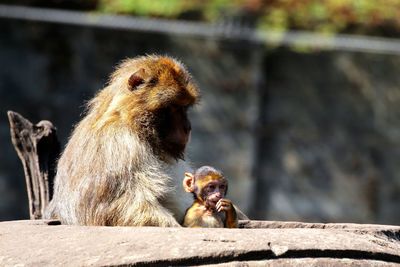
[7, 111, 60, 219]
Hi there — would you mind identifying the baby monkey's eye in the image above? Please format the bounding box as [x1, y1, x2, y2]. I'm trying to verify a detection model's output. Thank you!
[148, 77, 158, 86]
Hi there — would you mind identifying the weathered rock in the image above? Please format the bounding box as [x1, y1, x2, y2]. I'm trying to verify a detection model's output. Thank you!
[207, 259, 398, 266]
[0, 220, 399, 266]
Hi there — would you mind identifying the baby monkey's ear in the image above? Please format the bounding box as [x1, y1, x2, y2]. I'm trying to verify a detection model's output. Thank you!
[128, 68, 145, 90]
[183, 172, 195, 193]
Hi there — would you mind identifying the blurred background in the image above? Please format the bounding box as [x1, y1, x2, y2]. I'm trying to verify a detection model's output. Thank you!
[0, 0, 399, 224]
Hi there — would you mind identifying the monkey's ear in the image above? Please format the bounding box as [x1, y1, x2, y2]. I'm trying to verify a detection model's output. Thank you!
[128, 68, 145, 90]
[183, 172, 195, 193]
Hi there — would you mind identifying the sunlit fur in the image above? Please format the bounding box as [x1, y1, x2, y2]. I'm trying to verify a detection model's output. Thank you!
[45, 55, 199, 226]
[182, 166, 238, 228]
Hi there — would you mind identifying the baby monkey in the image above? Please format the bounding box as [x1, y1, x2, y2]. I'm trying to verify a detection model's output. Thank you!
[182, 166, 238, 228]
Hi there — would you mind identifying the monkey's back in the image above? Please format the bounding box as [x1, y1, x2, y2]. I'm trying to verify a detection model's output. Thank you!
[45, 55, 200, 227]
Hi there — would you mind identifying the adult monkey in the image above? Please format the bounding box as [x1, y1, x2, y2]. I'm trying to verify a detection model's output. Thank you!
[45, 55, 247, 226]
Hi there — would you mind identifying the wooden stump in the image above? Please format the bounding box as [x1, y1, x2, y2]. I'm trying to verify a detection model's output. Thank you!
[7, 111, 60, 220]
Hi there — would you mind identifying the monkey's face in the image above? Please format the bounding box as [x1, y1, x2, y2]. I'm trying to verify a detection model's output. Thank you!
[155, 105, 192, 159]
[192, 169, 227, 210]
[201, 179, 227, 210]
[113, 56, 199, 160]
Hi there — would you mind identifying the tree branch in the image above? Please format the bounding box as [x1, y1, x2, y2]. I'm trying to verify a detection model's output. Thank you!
[7, 111, 60, 219]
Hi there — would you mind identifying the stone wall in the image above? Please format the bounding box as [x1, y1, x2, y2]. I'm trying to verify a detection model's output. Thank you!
[1, 14, 400, 225]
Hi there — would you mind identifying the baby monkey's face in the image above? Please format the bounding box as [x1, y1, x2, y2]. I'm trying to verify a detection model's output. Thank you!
[202, 179, 227, 210]
[183, 166, 230, 211]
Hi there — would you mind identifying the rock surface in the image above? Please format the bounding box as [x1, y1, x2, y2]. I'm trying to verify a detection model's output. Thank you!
[1, 220, 399, 266]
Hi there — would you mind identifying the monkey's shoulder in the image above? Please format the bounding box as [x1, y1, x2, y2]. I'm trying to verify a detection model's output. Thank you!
[183, 202, 207, 220]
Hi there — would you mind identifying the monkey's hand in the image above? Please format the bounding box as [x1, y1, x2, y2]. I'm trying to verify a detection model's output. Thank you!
[216, 198, 238, 228]
[216, 198, 233, 213]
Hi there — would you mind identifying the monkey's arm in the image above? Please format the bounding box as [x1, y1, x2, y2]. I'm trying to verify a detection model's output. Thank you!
[225, 206, 238, 228]
[216, 199, 238, 228]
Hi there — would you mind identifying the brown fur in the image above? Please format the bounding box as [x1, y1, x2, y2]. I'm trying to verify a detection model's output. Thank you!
[182, 166, 238, 228]
[45, 55, 199, 226]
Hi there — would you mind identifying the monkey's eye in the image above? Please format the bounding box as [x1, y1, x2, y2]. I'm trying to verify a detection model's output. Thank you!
[220, 185, 226, 190]
[148, 77, 158, 86]
[208, 185, 216, 191]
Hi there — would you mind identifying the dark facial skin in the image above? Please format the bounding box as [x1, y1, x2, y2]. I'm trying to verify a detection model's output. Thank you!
[156, 105, 191, 160]
[201, 180, 227, 210]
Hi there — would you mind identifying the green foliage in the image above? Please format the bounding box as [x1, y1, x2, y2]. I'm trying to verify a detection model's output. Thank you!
[98, 0, 184, 17]
[97, 0, 400, 35]
[258, 0, 400, 34]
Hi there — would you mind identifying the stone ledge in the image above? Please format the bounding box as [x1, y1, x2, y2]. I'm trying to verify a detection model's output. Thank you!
[1, 220, 399, 266]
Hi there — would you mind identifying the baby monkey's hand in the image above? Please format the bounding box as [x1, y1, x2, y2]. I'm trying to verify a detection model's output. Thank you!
[216, 198, 233, 213]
